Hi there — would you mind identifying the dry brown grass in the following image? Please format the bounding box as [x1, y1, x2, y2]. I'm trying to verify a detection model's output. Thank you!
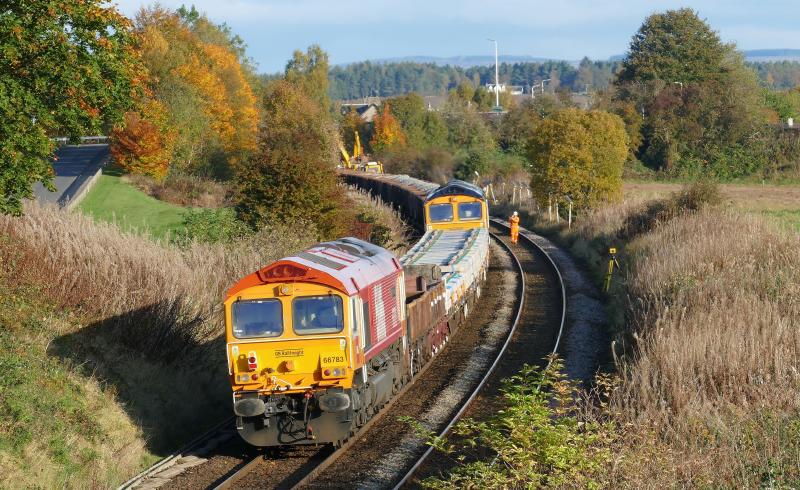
[0, 191, 411, 487]
[0, 202, 315, 485]
[124, 173, 231, 208]
[508, 184, 800, 487]
[1, 202, 313, 357]
[345, 186, 412, 256]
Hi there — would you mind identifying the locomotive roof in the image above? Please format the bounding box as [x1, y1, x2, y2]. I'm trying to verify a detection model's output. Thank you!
[226, 237, 401, 298]
[425, 179, 485, 201]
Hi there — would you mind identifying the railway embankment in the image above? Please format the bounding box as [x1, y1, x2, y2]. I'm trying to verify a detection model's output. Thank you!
[0, 186, 408, 489]
[423, 183, 800, 487]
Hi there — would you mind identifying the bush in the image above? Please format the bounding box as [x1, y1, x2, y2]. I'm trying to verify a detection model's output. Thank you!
[408, 358, 615, 489]
[125, 172, 231, 207]
[620, 181, 722, 239]
[171, 208, 251, 246]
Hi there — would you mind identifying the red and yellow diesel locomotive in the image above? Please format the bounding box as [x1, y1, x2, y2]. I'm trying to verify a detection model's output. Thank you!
[224, 179, 489, 447]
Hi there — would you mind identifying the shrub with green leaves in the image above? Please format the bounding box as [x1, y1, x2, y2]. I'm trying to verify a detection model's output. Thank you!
[406, 358, 616, 489]
[172, 208, 251, 246]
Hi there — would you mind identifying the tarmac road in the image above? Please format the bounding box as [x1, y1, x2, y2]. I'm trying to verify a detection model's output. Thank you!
[32, 144, 109, 206]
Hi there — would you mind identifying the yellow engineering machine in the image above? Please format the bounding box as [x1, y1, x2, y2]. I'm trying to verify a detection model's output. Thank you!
[339, 131, 383, 174]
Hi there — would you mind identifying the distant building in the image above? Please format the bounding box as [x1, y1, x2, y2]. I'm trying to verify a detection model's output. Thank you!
[340, 102, 379, 123]
[423, 95, 447, 111]
[485, 83, 506, 94]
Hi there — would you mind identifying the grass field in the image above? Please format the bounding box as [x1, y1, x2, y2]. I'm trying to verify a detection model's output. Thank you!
[624, 181, 800, 230]
[78, 172, 187, 240]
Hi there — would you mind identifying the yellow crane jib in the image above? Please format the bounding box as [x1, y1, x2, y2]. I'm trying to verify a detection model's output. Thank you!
[353, 132, 362, 160]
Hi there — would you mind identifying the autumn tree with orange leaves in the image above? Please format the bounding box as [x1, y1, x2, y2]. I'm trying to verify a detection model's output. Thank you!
[112, 6, 258, 179]
[370, 104, 407, 152]
[111, 100, 175, 180]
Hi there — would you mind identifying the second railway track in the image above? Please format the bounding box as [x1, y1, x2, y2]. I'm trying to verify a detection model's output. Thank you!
[395, 218, 567, 488]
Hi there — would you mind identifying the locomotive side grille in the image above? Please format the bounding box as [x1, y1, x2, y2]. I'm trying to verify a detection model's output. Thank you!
[374, 283, 387, 340]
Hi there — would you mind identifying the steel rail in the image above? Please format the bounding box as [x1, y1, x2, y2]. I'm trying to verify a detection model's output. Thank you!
[391, 221, 567, 490]
[282, 234, 524, 490]
[117, 416, 235, 490]
[490, 217, 567, 357]
[213, 451, 265, 490]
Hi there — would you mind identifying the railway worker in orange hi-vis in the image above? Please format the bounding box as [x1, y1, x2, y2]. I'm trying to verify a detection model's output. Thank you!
[509, 211, 520, 244]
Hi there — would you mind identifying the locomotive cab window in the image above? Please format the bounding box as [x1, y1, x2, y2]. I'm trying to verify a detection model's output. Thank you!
[429, 203, 453, 222]
[293, 295, 344, 335]
[458, 202, 483, 221]
[231, 299, 283, 338]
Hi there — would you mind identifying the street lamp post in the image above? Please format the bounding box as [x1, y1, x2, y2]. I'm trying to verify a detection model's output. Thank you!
[541, 78, 551, 95]
[487, 38, 499, 109]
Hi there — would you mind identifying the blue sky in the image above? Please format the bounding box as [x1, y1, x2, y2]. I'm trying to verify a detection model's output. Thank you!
[113, 0, 800, 73]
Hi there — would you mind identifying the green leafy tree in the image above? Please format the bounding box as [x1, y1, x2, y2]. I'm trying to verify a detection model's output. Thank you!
[472, 86, 494, 110]
[498, 100, 548, 154]
[764, 88, 800, 120]
[617, 8, 729, 84]
[234, 81, 342, 238]
[454, 149, 492, 181]
[442, 101, 495, 152]
[421, 111, 448, 147]
[0, 0, 141, 214]
[285, 45, 331, 112]
[583, 111, 629, 202]
[384, 92, 448, 148]
[385, 93, 427, 147]
[527, 109, 627, 208]
[449, 81, 476, 106]
[614, 9, 768, 175]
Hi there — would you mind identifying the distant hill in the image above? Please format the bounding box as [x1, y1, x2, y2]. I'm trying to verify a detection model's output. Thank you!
[744, 49, 800, 62]
[610, 49, 800, 63]
[329, 50, 800, 100]
[353, 49, 800, 68]
[354, 55, 573, 68]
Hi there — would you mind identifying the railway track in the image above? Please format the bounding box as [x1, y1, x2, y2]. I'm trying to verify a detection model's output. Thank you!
[394, 218, 567, 488]
[118, 417, 241, 490]
[122, 221, 566, 490]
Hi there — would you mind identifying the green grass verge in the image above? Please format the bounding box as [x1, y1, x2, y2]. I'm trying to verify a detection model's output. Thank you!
[78, 173, 188, 240]
[758, 209, 800, 231]
[0, 281, 150, 487]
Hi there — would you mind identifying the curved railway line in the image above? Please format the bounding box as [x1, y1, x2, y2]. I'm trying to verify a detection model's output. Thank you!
[121, 218, 567, 490]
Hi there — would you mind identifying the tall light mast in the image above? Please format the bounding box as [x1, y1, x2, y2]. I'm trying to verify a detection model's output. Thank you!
[487, 38, 499, 108]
